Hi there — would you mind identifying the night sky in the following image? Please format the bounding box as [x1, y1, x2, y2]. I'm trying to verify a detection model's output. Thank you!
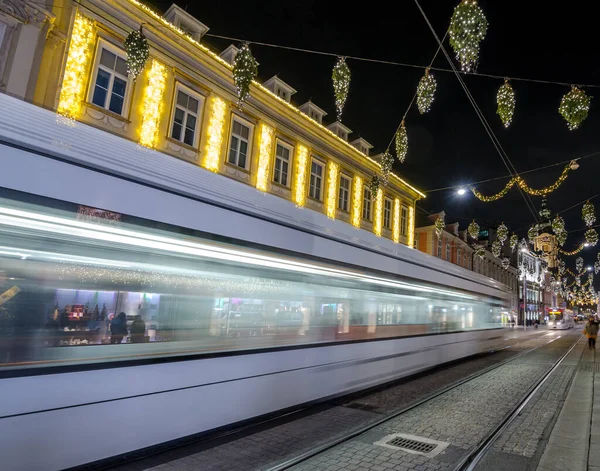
[149, 0, 600, 268]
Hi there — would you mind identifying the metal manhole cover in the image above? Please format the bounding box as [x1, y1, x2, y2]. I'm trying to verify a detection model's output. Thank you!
[373, 433, 450, 458]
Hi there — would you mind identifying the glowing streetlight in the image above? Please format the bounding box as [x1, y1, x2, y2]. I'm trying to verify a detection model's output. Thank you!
[457, 188, 466, 196]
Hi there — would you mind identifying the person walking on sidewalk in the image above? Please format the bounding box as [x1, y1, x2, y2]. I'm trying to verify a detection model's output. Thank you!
[584, 317, 599, 349]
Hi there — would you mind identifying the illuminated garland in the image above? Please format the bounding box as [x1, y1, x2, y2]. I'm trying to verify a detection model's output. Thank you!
[559, 86, 592, 130]
[474, 244, 485, 260]
[124, 27, 149, 80]
[417, 69, 437, 114]
[255, 123, 275, 192]
[294, 145, 310, 207]
[139, 60, 167, 148]
[233, 43, 258, 109]
[471, 178, 517, 202]
[435, 216, 445, 239]
[557, 230, 568, 247]
[448, 0, 488, 72]
[374, 189, 384, 236]
[395, 122, 408, 163]
[583, 201, 596, 227]
[332, 57, 351, 121]
[595, 254, 600, 275]
[497, 223, 508, 244]
[509, 234, 518, 252]
[558, 259, 565, 276]
[496, 80, 515, 128]
[203, 96, 227, 172]
[552, 215, 565, 234]
[528, 226, 538, 243]
[576, 257, 584, 273]
[468, 220, 480, 240]
[380, 152, 394, 186]
[369, 175, 381, 200]
[491, 240, 502, 258]
[502, 257, 510, 270]
[351, 176, 363, 228]
[586, 228, 599, 247]
[559, 244, 585, 256]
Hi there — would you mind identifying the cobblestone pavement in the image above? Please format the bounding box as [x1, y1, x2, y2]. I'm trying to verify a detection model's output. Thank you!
[290, 331, 580, 471]
[107, 329, 557, 471]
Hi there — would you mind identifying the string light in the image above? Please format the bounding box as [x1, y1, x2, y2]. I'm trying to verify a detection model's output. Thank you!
[332, 57, 351, 121]
[395, 122, 408, 163]
[559, 86, 592, 130]
[496, 79, 515, 128]
[585, 228, 598, 246]
[408, 205, 415, 247]
[576, 257, 584, 274]
[326, 161, 340, 219]
[203, 96, 227, 172]
[124, 27, 149, 80]
[509, 233, 518, 252]
[491, 240, 502, 258]
[294, 145, 310, 207]
[583, 200, 596, 227]
[255, 123, 274, 192]
[417, 69, 437, 114]
[496, 222, 508, 244]
[139, 59, 167, 148]
[374, 189, 384, 236]
[393, 198, 401, 243]
[232, 43, 258, 109]
[57, 13, 95, 119]
[528, 226, 538, 243]
[351, 176, 363, 228]
[559, 244, 585, 256]
[448, 0, 488, 72]
[468, 220, 480, 240]
[380, 152, 394, 186]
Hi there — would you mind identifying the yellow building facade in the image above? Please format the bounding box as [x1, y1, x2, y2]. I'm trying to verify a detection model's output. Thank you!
[5, 0, 424, 246]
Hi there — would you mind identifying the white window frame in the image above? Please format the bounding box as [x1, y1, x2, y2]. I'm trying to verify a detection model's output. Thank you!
[362, 187, 372, 221]
[228, 116, 254, 170]
[273, 139, 293, 187]
[169, 83, 204, 148]
[437, 237, 442, 258]
[338, 174, 351, 212]
[88, 39, 132, 117]
[383, 197, 393, 229]
[446, 243, 451, 261]
[457, 248, 461, 266]
[400, 205, 408, 235]
[309, 158, 325, 200]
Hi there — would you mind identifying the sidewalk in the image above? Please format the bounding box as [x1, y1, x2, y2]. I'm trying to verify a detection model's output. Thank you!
[537, 337, 600, 471]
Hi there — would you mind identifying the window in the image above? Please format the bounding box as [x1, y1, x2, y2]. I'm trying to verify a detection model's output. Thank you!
[170, 87, 202, 147]
[383, 198, 392, 229]
[91, 44, 129, 115]
[274, 142, 292, 187]
[338, 174, 351, 212]
[446, 244, 451, 261]
[463, 253, 467, 268]
[362, 187, 372, 220]
[457, 248, 461, 266]
[437, 238, 442, 258]
[309, 159, 324, 200]
[400, 206, 408, 235]
[228, 119, 252, 169]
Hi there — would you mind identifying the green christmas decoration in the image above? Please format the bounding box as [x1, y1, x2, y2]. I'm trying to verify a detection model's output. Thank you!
[417, 69, 437, 114]
[509, 233, 519, 252]
[369, 175, 380, 198]
[448, 0, 488, 72]
[556, 230, 568, 247]
[491, 240, 502, 258]
[395, 121, 408, 163]
[233, 43, 259, 109]
[502, 257, 510, 270]
[585, 228, 598, 246]
[435, 216, 445, 239]
[583, 200, 596, 227]
[559, 86, 592, 130]
[496, 80, 515, 128]
[496, 222, 508, 244]
[380, 152, 394, 186]
[332, 57, 351, 121]
[576, 256, 584, 274]
[474, 244, 486, 260]
[468, 220, 480, 240]
[124, 26, 149, 81]
[558, 259, 565, 276]
[528, 225, 538, 243]
[552, 215, 565, 234]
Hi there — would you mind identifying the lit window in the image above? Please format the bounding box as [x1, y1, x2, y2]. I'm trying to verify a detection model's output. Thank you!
[362, 187, 372, 221]
[400, 206, 408, 235]
[228, 119, 252, 169]
[274, 142, 292, 187]
[170, 87, 202, 147]
[338, 174, 351, 212]
[309, 159, 324, 200]
[91, 44, 129, 116]
[384, 198, 392, 229]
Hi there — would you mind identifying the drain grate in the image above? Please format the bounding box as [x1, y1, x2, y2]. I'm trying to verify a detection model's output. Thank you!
[373, 433, 450, 458]
[386, 437, 436, 454]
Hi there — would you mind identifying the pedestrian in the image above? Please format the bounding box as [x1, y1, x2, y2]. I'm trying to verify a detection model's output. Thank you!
[110, 312, 128, 344]
[584, 317, 599, 350]
[130, 315, 146, 343]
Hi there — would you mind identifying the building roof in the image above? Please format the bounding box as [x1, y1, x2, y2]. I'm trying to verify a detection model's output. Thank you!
[263, 76, 297, 96]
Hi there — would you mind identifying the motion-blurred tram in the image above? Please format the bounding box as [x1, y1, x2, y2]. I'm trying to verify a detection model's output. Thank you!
[0, 94, 512, 471]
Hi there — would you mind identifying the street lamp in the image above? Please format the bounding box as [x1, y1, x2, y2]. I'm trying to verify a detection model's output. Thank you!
[457, 188, 466, 196]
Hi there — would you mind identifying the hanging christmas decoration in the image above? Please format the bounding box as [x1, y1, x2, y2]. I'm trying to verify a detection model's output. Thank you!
[502, 257, 510, 270]
[559, 86, 592, 130]
[594, 257, 600, 275]
[468, 220, 480, 240]
[583, 201, 596, 227]
[558, 259, 566, 276]
[395, 122, 408, 163]
[496, 80, 515, 128]
[576, 276, 581, 286]
[586, 228, 599, 246]
[552, 215, 565, 235]
[491, 240, 502, 258]
[559, 244, 585, 256]
[124, 26, 149, 81]
[417, 69, 437, 114]
[233, 43, 259, 109]
[435, 216, 445, 239]
[380, 152, 394, 186]
[448, 0, 488, 72]
[556, 230, 568, 247]
[528, 226, 538, 243]
[474, 244, 486, 260]
[589, 272, 594, 285]
[332, 57, 351, 121]
[576, 257, 584, 273]
[506, 234, 517, 252]
[369, 175, 380, 199]
[496, 223, 509, 244]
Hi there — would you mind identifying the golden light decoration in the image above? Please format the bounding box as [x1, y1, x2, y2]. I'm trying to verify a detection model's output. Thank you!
[57, 13, 95, 119]
[393, 198, 401, 243]
[203, 95, 227, 172]
[351, 176, 363, 228]
[373, 188, 384, 236]
[559, 244, 585, 256]
[139, 59, 167, 148]
[294, 144, 309, 206]
[255, 123, 274, 192]
[408, 205, 415, 247]
[326, 160, 340, 219]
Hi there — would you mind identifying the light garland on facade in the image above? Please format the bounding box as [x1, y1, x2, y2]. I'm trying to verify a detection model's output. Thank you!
[408, 205, 415, 247]
[255, 123, 274, 192]
[203, 96, 227, 172]
[417, 69, 437, 114]
[393, 198, 401, 243]
[496, 80, 516, 128]
[294, 145, 309, 207]
[559, 86, 592, 130]
[57, 13, 95, 119]
[374, 189, 384, 236]
[326, 161, 340, 219]
[448, 0, 488, 72]
[351, 176, 363, 228]
[139, 59, 167, 148]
